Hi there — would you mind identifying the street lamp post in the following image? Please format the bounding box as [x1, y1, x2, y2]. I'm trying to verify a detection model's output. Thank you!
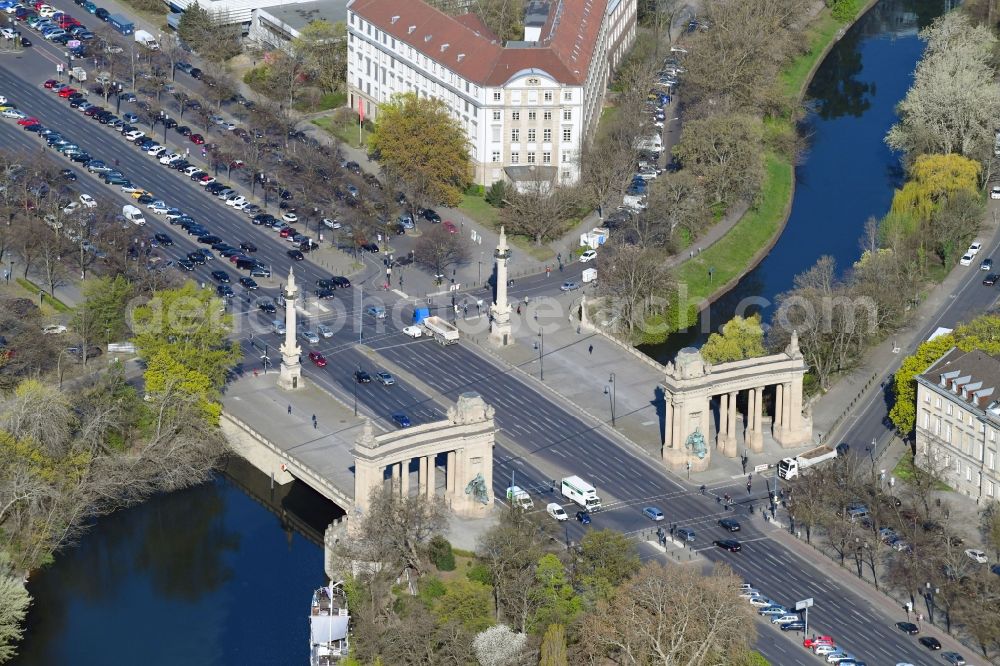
[533, 315, 544, 380]
[353, 364, 359, 416]
[606, 373, 616, 427]
[162, 113, 168, 142]
[57, 348, 70, 389]
[924, 582, 939, 624]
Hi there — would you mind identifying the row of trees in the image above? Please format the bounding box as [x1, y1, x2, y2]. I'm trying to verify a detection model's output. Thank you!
[786, 444, 1000, 657]
[333, 489, 765, 665]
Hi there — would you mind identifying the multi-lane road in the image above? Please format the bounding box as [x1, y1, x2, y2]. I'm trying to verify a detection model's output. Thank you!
[0, 39, 970, 665]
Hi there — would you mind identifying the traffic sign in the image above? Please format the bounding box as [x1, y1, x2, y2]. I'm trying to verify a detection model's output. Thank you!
[795, 598, 814, 611]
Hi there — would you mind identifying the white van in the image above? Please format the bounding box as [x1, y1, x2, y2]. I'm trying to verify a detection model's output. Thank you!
[546, 503, 568, 521]
[122, 204, 145, 225]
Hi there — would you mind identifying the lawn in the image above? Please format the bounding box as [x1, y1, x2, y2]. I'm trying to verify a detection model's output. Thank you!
[458, 193, 499, 228]
[16, 277, 70, 312]
[780, 10, 843, 102]
[312, 115, 370, 149]
[294, 91, 347, 113]
[892, 453, 953, 491]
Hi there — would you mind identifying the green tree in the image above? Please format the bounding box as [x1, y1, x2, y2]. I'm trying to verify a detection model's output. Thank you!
[292, 20, 347, 95]
[429, 535, 456, 571]
[0, 554, 30, 663]
[70, 275, 133, 345]
[890, 153, 981, 223]
[433, 579, 493, 632]
[574, 530, 640, 600]
[700, 314, 767, 364]
[130, 283, 240, 422]
[368, 93, 470, 207]
[890, 314, 1000, 434]
[531, 554, 581, 630]
[176, 3, 242, 62]
[539, 623, 568, 666]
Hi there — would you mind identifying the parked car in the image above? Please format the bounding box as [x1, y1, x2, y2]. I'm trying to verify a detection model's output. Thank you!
[642, 506, 664, 521]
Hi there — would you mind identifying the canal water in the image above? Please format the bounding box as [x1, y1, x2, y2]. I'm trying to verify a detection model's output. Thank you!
[12, 0, 951, 663]
[641, 0, 951, 362]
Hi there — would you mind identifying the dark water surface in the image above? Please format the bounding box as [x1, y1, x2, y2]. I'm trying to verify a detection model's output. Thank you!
[641, 0, 951, 361]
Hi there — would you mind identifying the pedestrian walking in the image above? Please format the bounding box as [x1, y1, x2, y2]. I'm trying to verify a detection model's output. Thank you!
[516, 305, 521, 315]
[699, 484, 706, 495]
[312, 414, 317, 429]
[741, 456, 747, 474]
[545, 266, 551, 277]
[746, 481, 752, 495]
[287, 404, 292, 415]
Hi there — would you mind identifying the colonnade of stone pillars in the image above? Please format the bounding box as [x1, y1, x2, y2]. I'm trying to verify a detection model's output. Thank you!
[388, 453, 453, 498]
[714, 387, 763, 457]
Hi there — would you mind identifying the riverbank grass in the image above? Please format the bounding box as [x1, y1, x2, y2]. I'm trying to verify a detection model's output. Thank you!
[781, 9, 844, 102]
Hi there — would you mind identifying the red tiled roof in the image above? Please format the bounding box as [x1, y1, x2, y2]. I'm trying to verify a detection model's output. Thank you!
[348, 0, 608, 86]
[453, 12, 497, 42]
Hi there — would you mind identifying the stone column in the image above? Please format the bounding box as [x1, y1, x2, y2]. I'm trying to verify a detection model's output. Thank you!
[716, 393, 728, 450]
[783, 382, 792, 432]
[671, 400, 682, 450]
[418, 456, 428, 495]
[391, 462, 401, 494]
[424, 456, 435, 497]
[446, 450, 456, 495]
[748, 387, 764, 452]
[400, 458, 410, 497]
[773, 383, 785, 439]
[278, 267, 303, 391]
[725, 391, 738, 458]
[490, 226, 513, 346]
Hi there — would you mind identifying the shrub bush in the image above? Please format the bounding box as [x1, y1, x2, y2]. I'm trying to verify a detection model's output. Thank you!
[485, 180, 508, 208]
[428, 535, 456, 571]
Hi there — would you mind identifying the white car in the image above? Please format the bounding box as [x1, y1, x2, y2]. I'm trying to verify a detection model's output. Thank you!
[1, 108, 25, 119]
[79, 193, 97, 208]
[991, 186, 1000, 200]
[546, 503, 568, 521]
[281, 212, 298, 223]
[580, 249, 597, 263]
[0, 95, 7, 104]
[160, 153, 181, 165]
[147, 145, 167, 157]
[737, 589, 760, 600]
[42, 324, 67, 335]
[814, 645, 839, 656]
[960, 253, 974, 266]
[226, 196, 247, 208]
[121, 185, 145, 194]
[317, 324, 334, 338]
[62, 201, 80, 215]
[148, 201, 169, 213]
[965, 548, 988, 563]
[747, 596, 774, 608]
[968, 241, 983, 256]
[402, 325, 423, 338]
[124, 130, 145, 141]
[771, 614, 800, 625]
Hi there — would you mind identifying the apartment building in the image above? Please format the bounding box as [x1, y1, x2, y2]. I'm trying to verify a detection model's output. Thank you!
[345, 0, 635, 188]
[915, 347, 1000, 503]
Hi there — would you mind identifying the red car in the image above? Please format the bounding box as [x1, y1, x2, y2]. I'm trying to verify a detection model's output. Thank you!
[308, 351, 327, 367]
[802, 635, 834, 649]
[57, 87, 77, 98]
[16, 117, 39, 126]
[442, 220, 458, 234]
[189, 134, 204, 145]
[43, 79, 58, 89]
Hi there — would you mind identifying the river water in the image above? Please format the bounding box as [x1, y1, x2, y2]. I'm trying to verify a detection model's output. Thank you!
[12, 1, 951, 663]
[641, 0, 951, 361]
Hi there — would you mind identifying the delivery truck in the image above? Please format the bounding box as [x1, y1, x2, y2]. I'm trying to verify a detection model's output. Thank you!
[422, 315, 459, 345]
[561, 475, 601, 511]
[505, 486, 534, 510]
[122, 204, 145, 225]
[134, 29, 159, 49]
[107, 13, 134, 36]
[777, 445, 838, 480]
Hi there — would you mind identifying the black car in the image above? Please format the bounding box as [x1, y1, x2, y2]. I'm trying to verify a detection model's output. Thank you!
[421, 208, 441, 223]
[197, 234, 222, 245]
[153, 233, 173, 246]
[360, 243, 379, 253]
[316, 288, 335, 300]
[70, 152, 92, 163]
[216, 284, 234, 298]
[238, 277, 258, 290]
[176, 125, 192, 136]
[718, 518, 741, 532]
[287, 249, 304, 261]
[896, 622, 919, 635]
[186, 251, 206, 265]
[163, 117, 178, 129]
[713, 539, 742, 552]
[176, 259, 195, 271]
[354, 370, 372, 384]
[331, 276, 351, 288]
[136, 194, 155, 205]
[919, 636, 942, 650]
[59, 169, 76, 181]
[239, 241, 257, 253]
[94, 7, 109, 19]
[210, 270, 230, 283]
[189, 68, 202, 79]
[257, 300, 276, 314]
[316, 278, 336, 290]
[984, 274, 998, 286]
[780, 621, 806, 632]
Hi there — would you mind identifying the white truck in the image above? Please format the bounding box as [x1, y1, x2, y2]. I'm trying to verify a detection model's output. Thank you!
[134, 30, 159, 50]
[122, 204, 145, 225]
[505, 486, 533, 510]
[69, 66, 87, 82]
[422, 316, 459, 345]
[777, 445, 838, 480]
[561, 475, 602, 511]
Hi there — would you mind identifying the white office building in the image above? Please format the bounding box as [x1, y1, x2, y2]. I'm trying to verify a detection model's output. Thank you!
[345, 0, 635, 188]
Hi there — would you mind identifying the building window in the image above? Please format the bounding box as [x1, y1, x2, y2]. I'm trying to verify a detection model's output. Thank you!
[561, 169, 571, 180]
[946, 403, 953, 416]
[544, 91, 553, 102]
[491, 126, 501, 142]
[491, 151, 501, 163]
[527, 77, 540, 86]
[543, 128, 552, 142]
[561, 152, 570, 163]
[924, 392, 930, 403]
[528, 111, 536, 121]
[989, 480, 995, 497]
[935, 397, 941, 408]
[923, 411, 929, 429]
[562, 127, 572, 142]
[511, 151, 519, 164]
[992, 428, 996, 441]
[512, 111, 520, 121]
[493, 111, 501, 121]
[493, 91, 501, 101]
[563, 91, 572, 101]
[511, 128, 520, 142]
[527, 128, 536, 142]
[544, 111, 552, 121]
[990, 450, 996, 470]
[966, 466, 972, 482]
[527, 152, 535, 164]
[945, 424, 952, 443]
[563, 109, 572, 121]
[543, 151, 551, 164]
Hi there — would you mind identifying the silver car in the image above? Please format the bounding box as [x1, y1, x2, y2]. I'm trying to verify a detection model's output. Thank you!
[317, 324, 334, 338]
[298, 328, 319, 344]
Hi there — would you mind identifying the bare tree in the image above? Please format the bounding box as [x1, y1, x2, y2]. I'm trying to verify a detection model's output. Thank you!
[597, 239, 673, 337]
[499, 180, 580, 246]
[352, 486, 448, 576]
[413, 225, 471, 280]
